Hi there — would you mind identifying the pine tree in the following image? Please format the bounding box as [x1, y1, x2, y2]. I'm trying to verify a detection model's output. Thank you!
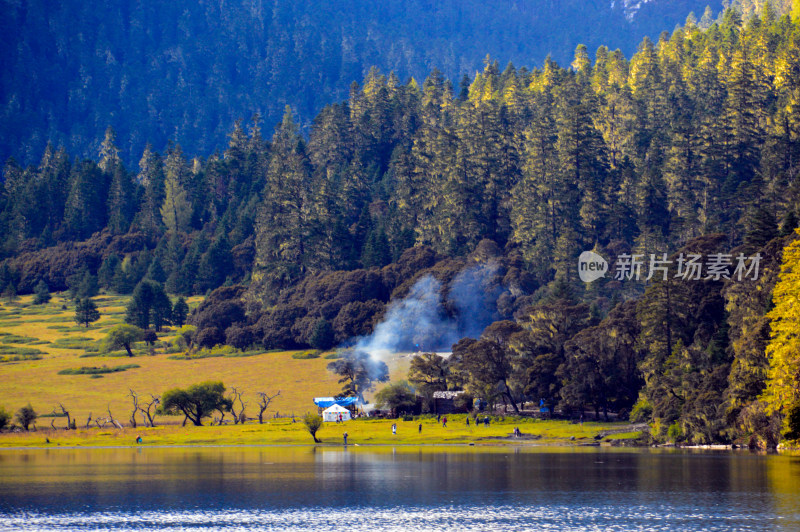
[361, 226, 391, 268]
[160, 146, 192, 233]
[171, 297, 189, 327]
[137, 145, 165, 234]
[63, 161, 108, 239]
[33, 280, 51, 305]
[106, 165, 136, 234]
[74, 298, 100, 328]
[98, 126, 120, 174]
[253, 106, 316, 293]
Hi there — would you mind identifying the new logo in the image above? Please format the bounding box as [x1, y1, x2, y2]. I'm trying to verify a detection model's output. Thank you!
[578, 251, 608, 283]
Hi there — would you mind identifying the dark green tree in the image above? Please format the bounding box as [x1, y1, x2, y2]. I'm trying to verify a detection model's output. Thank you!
[309, 318, 336, 350]
[74, 298, 100, 328]
[408, 352, 450, 410]
[172, 297, 189, 327]
[161, 381, 230, 426]
[14, 404, 37, 431]
[33, 280, 51, 305]
[126, 280, 171, 331]
[374, 381, 417, 417]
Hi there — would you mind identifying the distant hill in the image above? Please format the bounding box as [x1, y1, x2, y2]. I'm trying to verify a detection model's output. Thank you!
[0, 0, 725, 166]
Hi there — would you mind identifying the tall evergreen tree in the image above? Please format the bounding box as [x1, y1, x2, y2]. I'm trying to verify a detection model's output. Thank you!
[160, 146, 192, 233]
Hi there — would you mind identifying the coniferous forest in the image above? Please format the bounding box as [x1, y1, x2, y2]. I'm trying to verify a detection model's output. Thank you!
[3, 3, 800, 446]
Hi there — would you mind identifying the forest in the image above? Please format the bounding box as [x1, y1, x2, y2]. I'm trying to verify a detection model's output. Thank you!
[2, 4, 800, 446]
[0, 0, 727, 166]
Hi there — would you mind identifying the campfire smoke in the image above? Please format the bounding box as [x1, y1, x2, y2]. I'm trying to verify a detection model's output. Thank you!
[350, 261, 504, 370]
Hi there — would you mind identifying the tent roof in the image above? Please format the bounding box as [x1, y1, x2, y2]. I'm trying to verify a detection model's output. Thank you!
[314, 397, 359, 408]
[323, 404, 350, 413]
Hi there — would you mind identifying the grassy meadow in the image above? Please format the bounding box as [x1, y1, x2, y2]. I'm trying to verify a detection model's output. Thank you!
[0, 292, 643, 448]
[0, 292, 343, 431]
[0, 412, 642, 448]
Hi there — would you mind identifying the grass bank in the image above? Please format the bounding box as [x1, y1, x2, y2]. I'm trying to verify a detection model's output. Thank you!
[0, 415, 644, 448]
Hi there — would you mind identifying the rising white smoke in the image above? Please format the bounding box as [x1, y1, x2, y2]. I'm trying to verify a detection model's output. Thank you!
[351, 261, 503, 365]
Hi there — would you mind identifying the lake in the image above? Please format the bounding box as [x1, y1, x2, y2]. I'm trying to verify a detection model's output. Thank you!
[0, 446, 799, 531]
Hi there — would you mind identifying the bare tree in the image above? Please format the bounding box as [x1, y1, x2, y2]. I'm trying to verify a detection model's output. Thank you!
[59, 404, 73, 429]
[129, 390, 140, 428]
[86, 412, 92, 429]
[256, 391, 281, 424]
[140, 394, 160, 427]
[129, 389, 161, 427]
[230, 387, 247, 424]
[51, 404, 73, 430]
[107, 406, 124, 430]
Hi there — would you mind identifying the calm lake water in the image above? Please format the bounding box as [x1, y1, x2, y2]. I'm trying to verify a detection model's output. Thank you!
[0, 446, 799, 531]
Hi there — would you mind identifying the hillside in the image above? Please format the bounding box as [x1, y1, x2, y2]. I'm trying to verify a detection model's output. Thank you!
[0, 294, 344, 425]
[0, 0, 728, 165]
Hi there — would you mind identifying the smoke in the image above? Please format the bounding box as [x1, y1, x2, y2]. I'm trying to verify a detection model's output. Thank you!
[449, 261, 503, 339]
[351, 261, 503, 364]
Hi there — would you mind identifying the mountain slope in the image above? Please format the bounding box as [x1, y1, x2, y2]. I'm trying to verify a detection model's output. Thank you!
[0, 0, 722, 165]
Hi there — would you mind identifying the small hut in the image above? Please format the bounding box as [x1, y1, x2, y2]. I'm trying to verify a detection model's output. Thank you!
[433, 390, 464, 414]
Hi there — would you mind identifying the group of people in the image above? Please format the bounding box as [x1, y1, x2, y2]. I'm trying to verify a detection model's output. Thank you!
[385, 414, 496, 437]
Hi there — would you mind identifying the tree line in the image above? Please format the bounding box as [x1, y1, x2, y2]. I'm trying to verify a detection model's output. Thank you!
[2, 7, 800, 445]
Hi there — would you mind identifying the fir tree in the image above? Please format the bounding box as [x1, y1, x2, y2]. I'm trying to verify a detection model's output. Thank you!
[33, 280, 51, 305]
[74, 298, 100, 328]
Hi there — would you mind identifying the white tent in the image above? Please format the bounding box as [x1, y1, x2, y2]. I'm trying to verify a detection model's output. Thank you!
[322, 404, 351, 422]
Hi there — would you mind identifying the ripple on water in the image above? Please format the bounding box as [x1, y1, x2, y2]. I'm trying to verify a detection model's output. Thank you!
[0, 504, 794, 532]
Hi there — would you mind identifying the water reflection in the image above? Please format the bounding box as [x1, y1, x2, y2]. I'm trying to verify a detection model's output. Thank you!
[0, 447, 799, 530]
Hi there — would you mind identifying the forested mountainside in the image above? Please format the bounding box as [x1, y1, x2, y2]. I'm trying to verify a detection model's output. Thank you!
[0, 0, 729, 166]
[3, 6, 800, 445]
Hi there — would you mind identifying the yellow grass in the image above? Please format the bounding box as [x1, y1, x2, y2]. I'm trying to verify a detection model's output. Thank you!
[0, 293, 643, 449]
[0, 293, 341, 426]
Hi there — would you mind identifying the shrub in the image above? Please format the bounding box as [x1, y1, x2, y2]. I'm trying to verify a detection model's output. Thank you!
[196, 326, 224, 348]
[303, 413, 323, 443]
[629, 395, 653, 423]
[667, 421, 683, 443]
[58, 364, 140, 375]
[15, 404, 37, 430]
[784, 403, 800, 442]
[291, 350, 321, 360]
[225, 325, 255, 351]
[190, 286, 247, 331]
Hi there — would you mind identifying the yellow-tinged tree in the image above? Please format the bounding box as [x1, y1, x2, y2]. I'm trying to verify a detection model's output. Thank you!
[762, 231, 800, 421]
[160, 152, 192, 234]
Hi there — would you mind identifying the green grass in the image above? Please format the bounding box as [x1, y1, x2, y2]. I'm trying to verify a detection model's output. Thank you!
[167, 346, 266, 360]
[57, 364, 141, 376]
[0, 355, 44, 363]
[292, 350, 321, 359]
[0, 415, 645, 448]
[49, 336, 98, 350]
[0, 334, 39, 344]
[0, 345, 45, 362]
